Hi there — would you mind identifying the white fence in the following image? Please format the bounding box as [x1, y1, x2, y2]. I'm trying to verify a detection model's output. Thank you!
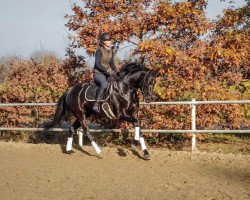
[0, 99, 249, 150]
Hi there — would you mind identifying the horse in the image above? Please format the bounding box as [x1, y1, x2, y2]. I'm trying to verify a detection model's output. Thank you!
[45, 62, 157, 160]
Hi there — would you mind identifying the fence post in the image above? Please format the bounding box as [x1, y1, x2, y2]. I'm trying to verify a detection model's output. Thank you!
[77, 130, 83, 147]
[191, 98, 197, 151]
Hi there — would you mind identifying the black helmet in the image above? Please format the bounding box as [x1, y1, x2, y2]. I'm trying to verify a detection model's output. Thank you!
[99, 33, 111, 41]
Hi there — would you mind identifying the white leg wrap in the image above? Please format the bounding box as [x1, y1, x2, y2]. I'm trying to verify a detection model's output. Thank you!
[66, 137, 73, 151]
[77, 131, 83, 147]
[139, 137, 147, 151]
[134, 127, 140, 141]
[91, 141, 101, 154]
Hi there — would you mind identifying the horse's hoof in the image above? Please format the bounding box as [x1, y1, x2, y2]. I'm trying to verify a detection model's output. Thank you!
[97, 154, 103, 159]
[144, 153, 150, 160]
[65, 150, 75, 155]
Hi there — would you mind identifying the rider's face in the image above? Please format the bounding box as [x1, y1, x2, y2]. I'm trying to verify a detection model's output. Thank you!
[103, 40, 111, 47]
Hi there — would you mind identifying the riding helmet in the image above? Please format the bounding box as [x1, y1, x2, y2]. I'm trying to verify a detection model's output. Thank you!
[99, 33, 111, 41]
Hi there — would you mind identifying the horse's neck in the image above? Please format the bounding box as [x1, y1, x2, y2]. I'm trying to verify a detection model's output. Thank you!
[122, 71, 145, 90]
[113, 80, 139, 103]
[110, 71, 145, 104]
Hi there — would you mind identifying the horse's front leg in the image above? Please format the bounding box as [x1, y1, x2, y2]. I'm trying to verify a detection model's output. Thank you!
[131, 119, 150, 160]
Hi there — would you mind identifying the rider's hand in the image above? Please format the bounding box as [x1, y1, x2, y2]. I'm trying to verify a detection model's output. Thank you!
[107, 68, 114, 76]
[110, 71, 115, 76]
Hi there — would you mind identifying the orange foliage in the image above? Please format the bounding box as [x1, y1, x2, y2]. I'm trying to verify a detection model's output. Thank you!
[0, 49, 91, 127]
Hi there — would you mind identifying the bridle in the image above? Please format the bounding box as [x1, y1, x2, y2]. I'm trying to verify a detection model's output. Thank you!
[139, 70, 155, 95]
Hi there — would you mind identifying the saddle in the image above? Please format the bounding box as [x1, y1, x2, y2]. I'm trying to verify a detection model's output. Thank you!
[84, 77, 114, 102]
[84, 78, 116, 119]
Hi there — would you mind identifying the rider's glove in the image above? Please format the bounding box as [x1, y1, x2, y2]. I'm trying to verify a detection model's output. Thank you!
[107, 70, 115, 76]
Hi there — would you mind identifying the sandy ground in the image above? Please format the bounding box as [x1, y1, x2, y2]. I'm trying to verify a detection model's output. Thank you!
[0, 141, 249, 200]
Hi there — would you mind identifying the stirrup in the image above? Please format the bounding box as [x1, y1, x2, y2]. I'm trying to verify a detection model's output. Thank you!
[93, 102, 100, 112]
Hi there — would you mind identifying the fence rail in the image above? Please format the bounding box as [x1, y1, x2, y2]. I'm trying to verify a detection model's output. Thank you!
[0, 100, 249, 151]
[0, 127, 249, 133]
[0, 100, 249, 107]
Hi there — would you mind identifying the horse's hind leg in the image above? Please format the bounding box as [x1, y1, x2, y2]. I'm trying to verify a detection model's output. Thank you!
[66, 120, 81, 154]
[79, 115, 102, 157]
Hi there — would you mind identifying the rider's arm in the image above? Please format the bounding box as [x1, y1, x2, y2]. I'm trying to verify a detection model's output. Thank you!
[95, 49, 108, 74]
[110, 52, 117, 72]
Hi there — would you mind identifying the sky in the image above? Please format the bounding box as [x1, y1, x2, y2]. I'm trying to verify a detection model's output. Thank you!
[0, 0, 247, 60]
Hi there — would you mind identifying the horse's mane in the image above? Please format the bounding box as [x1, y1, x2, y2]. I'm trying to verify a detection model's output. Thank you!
[118, 62, 148, 79]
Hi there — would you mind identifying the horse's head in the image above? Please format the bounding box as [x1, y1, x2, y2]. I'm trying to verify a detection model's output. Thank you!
[118, 62, 158, 103]
[140, 70, 158, 103]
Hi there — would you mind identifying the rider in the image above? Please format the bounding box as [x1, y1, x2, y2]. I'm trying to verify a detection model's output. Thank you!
[92, 32, 117, 112]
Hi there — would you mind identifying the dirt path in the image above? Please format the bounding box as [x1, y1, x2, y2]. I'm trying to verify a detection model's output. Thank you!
[0, 142, 249, 200]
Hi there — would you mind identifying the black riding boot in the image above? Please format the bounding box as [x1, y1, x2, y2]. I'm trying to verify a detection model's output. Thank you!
[93, 87, 105, 113]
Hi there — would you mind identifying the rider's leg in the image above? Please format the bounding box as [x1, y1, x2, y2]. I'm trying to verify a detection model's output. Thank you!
[93, 73, 108, 112]
[93, 87, 105, 112]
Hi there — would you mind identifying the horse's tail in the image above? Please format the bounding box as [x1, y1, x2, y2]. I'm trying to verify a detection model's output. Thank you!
[44, 91, 68, 128]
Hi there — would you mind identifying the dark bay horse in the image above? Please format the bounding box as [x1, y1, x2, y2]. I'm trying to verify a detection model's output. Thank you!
[46, 62, 157, 159]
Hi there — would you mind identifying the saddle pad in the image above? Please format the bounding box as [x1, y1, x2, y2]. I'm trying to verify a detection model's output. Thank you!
[85, 84, 112, 102]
